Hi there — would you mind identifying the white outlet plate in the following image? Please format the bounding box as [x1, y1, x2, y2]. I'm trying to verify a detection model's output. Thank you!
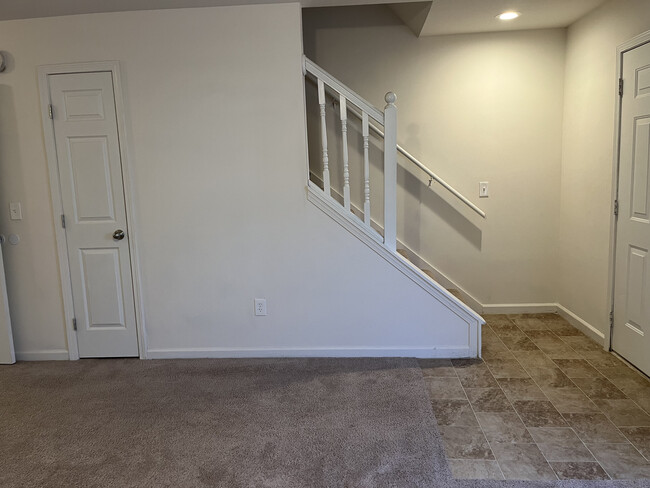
[479, 182, 489, 198]
[254, 298, 267, 316]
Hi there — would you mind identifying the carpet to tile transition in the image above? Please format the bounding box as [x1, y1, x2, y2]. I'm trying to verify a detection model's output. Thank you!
[0, 358, 444, 488]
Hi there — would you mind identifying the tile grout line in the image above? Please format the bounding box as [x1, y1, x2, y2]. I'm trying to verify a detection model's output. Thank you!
[514, 315, 650, 479]
[551, 337, 646, 462]
[591, 360, 650, 420]
[579, 441, 615, 480]
[420, 361, 462, 477]
[421, 360, 502, 480]
[482, 320, 556, 481]
[494, 317, 560, 480]
[514, 318, 617, 479]
[583, 359, 650, 464]
[487, 314, 650, 479]
[502, 315, 611, 480]
[452, 355, 507, 481]
[608, 350, 650, 387]
[552, 337, 650, 478]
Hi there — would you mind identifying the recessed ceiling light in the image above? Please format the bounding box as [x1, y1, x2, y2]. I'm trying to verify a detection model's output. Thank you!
[497, 11, 520, 20]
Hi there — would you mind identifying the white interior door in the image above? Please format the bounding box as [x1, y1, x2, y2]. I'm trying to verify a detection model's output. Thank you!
[49, 71, 138, 358]
[612, 41, 650, 376]
[0, 245, 15, 364]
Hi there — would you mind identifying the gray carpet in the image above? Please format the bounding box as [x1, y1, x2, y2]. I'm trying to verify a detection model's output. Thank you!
[0, 358, 444, 487]
[1, 358, 649, 488]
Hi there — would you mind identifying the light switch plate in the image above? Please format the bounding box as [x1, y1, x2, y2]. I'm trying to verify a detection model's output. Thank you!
[9, 202, 22, 220]
[479, 182, 489, 198]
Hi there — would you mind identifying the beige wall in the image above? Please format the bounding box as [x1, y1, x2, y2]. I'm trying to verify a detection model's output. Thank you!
[303, 6, 567, 306]
[304, 0, 650, 336]
[559, 0, 650, 338]
[0, 3, 474, 359]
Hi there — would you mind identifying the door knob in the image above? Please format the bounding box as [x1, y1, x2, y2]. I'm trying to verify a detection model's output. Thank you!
[113, 229, 125, 240]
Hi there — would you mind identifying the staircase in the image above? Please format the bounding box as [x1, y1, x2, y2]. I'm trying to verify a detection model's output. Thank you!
[302, 56, 486, 358]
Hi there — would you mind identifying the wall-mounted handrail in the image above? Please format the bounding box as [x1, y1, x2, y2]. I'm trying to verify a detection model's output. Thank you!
[363, 115, 487, 219]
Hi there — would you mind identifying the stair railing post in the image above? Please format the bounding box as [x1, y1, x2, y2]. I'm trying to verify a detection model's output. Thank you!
[383, 92, 397, 251]
[362, 112, 371, 225]
[340, 95, 350, 210]
[317, 79, 330, 196]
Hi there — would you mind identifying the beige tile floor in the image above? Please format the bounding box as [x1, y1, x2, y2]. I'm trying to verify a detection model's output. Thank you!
[420, 313, 650, 481]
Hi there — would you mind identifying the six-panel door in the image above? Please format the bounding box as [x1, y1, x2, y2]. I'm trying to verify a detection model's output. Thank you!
[612, 41, 650, 376]
[49, 71, 138, 358]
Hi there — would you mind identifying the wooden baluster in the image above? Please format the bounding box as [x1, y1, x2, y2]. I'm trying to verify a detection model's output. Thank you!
[383, 92, 397, 251]
[340, 95, 350, 211]
[362, 112, 370, 225]
[317, 79, 330, 196]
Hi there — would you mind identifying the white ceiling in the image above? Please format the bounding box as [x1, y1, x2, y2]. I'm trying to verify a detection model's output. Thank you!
[0, 0, 608, 31]
[0, 0, 403, 21]
[415, 0, 608, 36]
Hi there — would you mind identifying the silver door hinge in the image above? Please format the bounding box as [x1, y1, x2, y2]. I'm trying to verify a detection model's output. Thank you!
[619, 78, 624, 97]
[61, 214, 66, 229]
[614, 200, 619, 217]
[609, 311, 614, 328]
[72, 318, 77, 331]
[48, 104, 53, 120]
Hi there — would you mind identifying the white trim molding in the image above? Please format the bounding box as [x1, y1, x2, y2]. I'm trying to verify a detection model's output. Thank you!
[482, 303, 558, 315]
[15, 350, 70, 361]
[148, 346, 471, 359]
[482, 302, 606, 347]
[37, 61, 147, 360]
[556, 304, 605, 343]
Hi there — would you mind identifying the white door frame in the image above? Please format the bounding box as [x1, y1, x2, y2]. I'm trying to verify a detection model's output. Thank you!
[38, 61, 147, 360]
[607, 30, 650, 352]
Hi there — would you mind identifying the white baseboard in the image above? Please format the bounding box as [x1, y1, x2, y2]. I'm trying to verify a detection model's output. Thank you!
[147, 346, 471, 359]
[15, 349, 70, 361]
[482, 302, 606, 346]
[482, 303, 558, 315]
[556, 304, 605, 344]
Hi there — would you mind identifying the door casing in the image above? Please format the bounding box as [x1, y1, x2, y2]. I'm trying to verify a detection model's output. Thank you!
[38, 61, 147, 360]
[608, 30, 650, 353]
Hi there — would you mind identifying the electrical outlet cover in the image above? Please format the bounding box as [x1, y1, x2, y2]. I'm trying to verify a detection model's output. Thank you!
[254, 298, 267, 316]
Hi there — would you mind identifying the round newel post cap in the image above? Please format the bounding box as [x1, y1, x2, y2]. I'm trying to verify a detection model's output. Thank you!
[385, 92, 397, 104]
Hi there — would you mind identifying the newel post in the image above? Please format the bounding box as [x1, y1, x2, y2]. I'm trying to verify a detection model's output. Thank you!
[383, 92, 397, 251]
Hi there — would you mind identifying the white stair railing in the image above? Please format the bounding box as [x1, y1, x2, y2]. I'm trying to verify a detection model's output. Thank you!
[303, 57, 486, 220]
[304, 57, 398, 250]
[382, 92, 398, 251]
[304, 56, 487, 257]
